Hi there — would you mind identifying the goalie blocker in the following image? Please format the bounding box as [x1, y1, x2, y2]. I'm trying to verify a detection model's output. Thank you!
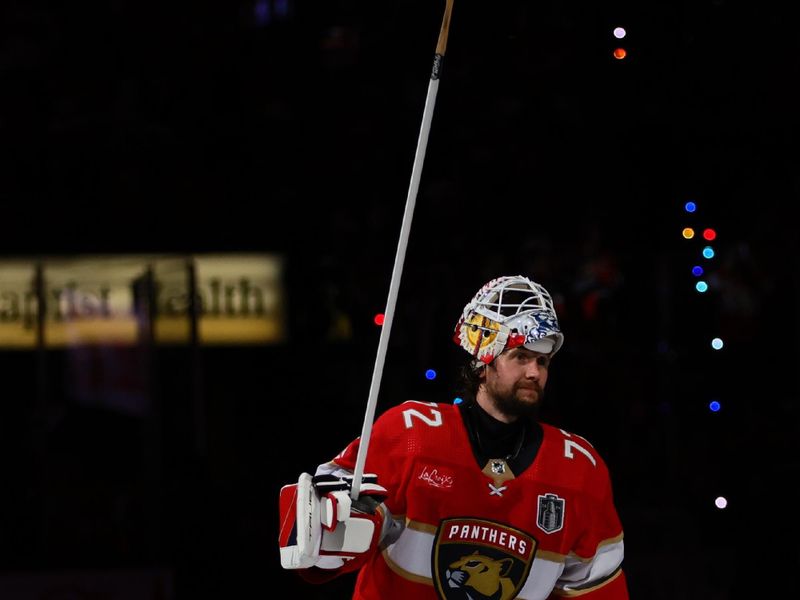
[279, 472, 400, 572]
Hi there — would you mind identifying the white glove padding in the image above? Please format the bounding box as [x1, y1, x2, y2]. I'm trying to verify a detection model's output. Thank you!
[279, 473, 321, 569]
[279, 472, 391, 570]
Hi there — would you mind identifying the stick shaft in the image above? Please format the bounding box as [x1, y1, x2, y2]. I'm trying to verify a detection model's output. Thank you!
[350, 0, 455, 499]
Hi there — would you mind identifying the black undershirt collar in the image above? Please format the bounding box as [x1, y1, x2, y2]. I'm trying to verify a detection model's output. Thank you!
[458, 399, 543, 476]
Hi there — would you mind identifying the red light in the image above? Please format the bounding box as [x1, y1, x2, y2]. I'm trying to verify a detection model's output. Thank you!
[703, 228, 717, 241]
[613, 48, 627, 60]
[373, 313, 385, 326]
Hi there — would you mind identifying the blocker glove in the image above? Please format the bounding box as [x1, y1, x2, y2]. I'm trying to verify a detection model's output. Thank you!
[279, 472, 398, 572]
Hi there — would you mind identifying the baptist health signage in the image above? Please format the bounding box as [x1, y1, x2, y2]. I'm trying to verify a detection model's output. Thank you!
[0, 254, 285, 348]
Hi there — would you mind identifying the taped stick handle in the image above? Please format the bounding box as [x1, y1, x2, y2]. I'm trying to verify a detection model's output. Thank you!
[350, 0, 455, 500]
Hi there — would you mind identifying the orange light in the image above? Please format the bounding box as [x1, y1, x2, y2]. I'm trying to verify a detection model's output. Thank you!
[682, 227, 695, 239]
[613, 48, 627, 60]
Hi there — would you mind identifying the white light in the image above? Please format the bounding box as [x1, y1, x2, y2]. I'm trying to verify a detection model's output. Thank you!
[711, 337, 724, 350]
[613, 27, 626, 39]
[715, 496, 728, 509]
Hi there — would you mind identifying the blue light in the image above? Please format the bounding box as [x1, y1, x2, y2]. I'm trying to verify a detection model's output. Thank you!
[425, 369, 437, 380]
[709, 400, 721, 412]
[685, 201, 697, 213]
[702, 246, 715, 259]
[254, 0, 271, 26]
[692, 265, 703, 276]
[453, 397, 463, 405]
[695, 281, 708, 293]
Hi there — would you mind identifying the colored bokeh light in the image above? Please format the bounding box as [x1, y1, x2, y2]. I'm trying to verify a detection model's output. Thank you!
[692, 266, 704, 276]
[685, 201, 697, 213]
[613, 48, 627, 59]
[703, 228, 717, 241]
[425, 369, 437, 380]
[682, 227, 695, 239]
[373, 313, 385, 326]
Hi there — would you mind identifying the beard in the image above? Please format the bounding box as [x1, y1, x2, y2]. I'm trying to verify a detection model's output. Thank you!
[490, 381, 544, 420]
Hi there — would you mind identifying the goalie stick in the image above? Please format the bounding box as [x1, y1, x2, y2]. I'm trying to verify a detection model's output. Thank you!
[350, 0, 456, 500]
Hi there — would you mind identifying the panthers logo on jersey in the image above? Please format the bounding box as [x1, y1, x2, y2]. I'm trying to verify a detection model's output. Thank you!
[432, 517, 536, 600]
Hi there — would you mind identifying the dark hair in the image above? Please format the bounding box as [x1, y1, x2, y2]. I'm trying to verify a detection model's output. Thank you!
[455, 361, 483, 404]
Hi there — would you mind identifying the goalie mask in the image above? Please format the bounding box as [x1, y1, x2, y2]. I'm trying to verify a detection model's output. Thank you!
[454, 275, 564, 365]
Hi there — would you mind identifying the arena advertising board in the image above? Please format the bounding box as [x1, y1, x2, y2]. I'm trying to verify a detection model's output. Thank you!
[0, 254, 285, 348]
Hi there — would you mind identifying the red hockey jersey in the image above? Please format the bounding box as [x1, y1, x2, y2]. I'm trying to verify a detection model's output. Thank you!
[316, 400, 628, 599]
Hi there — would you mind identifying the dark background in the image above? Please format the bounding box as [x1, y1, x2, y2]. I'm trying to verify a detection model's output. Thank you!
[1, 0, 799, 598]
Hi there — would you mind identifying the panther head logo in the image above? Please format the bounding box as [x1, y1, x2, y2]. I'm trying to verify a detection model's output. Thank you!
[444, 551, 516, 600]
[433, 518, 536, 600]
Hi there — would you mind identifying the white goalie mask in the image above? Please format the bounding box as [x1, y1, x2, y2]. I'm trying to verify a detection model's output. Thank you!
[453, 275, 564, 365]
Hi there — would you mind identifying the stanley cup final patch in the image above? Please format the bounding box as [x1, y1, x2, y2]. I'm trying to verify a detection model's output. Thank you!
[432, 518, 536, 600]
[537, 493, 565, 534]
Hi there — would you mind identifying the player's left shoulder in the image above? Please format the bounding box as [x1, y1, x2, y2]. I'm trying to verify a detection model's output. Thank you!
[539, 423, 613, 487]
